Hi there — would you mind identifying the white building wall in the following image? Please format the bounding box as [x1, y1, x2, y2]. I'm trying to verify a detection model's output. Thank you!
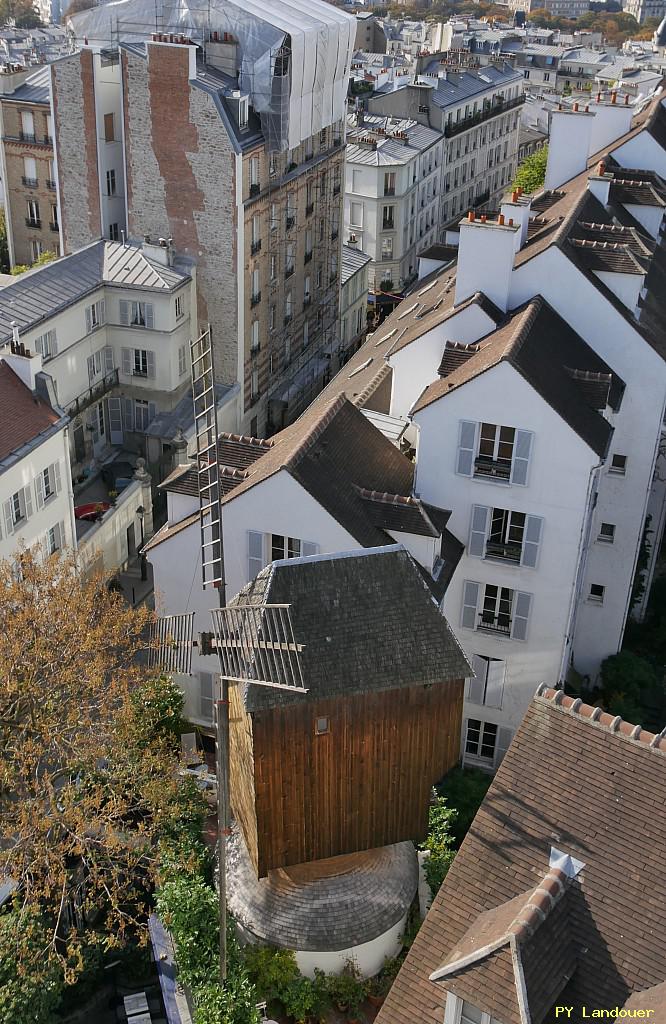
[92, 52, 126, 241]
[611, 120, 666, 179]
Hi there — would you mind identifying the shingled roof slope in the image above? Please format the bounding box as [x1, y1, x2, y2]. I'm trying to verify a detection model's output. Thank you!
[232, 546, 471, 712]
[376, 688, 666, 1024]
[0, 362, 61, 464]
[412, 297, 619, 458]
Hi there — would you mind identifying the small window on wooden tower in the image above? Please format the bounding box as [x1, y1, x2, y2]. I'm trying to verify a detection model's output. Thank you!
[315, 717, 329, 735]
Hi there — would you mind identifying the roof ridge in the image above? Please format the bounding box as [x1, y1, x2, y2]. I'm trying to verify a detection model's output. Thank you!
[218, 430, 273, 449]
[535, 684, 666, 753]
[356, 485, 420, 507]
[507, 866, 569, 944]
[504, 298, 542, 359]
[284, 394, 349, 469]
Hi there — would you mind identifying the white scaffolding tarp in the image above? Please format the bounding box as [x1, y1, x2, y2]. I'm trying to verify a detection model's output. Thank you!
[70, 0, 355, 151]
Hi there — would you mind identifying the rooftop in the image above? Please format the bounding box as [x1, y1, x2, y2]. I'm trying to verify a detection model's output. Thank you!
[346, 113, 443, 166]
[0, 361, 62, 467]
[2, 64, 50, 105]
[341, 243, 372, 285]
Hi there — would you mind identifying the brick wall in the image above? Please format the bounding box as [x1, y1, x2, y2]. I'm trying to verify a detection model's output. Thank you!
[51, 51, 101, 252]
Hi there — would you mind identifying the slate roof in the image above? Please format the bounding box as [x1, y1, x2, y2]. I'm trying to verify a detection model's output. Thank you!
[428, 62, 522, 110]
[412, 297, 619, 458]
[3, 65, 50, 104]
[357, 488, 450, 537]
[232, 545, 471, 712]
[377, 688, 666, 1024]
[346, 114, 442, 166]
[341, 243, 372, 285]
[0, 362, 61, 466]
[0, 240, 190, 343]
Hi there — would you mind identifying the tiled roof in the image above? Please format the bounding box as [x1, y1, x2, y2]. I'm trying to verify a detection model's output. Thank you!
[341, 243, 372, 285]
[568, 237, 649, 274]
[377, 687, 666, 1024]
[357, 487, 449, 537]
[233, 545, 471, 712]
[0, 362, 60, 465]
[413, 297, 619, 458]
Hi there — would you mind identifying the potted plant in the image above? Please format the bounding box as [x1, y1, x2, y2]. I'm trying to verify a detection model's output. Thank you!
[326, 960, 364, 1019]
[108, 489, 118, 505]
[365, 971, 392, 1008]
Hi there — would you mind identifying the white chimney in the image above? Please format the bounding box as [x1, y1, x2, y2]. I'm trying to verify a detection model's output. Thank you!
[544, 107, 595, 192]
[454, 212, 519, 312]
[588, 91, 633, 156]
[1, 337, 42, 391]
[500, 189, 532, 251]
[587, 159, 613, 206]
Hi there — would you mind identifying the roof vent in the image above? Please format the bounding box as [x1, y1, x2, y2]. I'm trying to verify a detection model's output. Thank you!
[549, 847, 585, 879]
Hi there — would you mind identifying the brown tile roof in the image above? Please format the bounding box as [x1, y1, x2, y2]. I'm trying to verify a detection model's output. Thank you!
[609, 176, 666, 208]
[623, 981, 666, 1014]
[573, 220, 654, 256]
[568, 237, 649, 275]
[357, 488, 450, 538]
[376, 687, 666, 1024]
[412, 297, 618, 457]
[0, 362, 60, 464]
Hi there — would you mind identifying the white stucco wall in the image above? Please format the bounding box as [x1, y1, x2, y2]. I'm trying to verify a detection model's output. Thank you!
[295, 912, 407, 980]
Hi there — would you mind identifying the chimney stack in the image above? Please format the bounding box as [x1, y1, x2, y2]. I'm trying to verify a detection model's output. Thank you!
[587, 93, 633, 155]
[455, 214, 519, 312]
[2, 334, 42, 391]
[544, 107, 594, 191]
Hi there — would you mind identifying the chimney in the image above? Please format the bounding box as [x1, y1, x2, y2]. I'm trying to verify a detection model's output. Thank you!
[587, 94, 633, 155]
[587, 160, 612, 206]
[172, 427, 189, 468]
[2, 336, 42, 391]
[501, 189, 532, 250]
[544, 108, 595, 192]
[455, 213, 519, 311]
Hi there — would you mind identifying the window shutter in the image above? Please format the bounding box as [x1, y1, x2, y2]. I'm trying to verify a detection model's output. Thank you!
[104, 346, 114, 372]
[119, 300, 129, 326]
[302, 541, 319, 557]
[511, 590, 532, 641]
[123, 398, 134, 432]
[54, 521, 62, 551]
[456, 420, 477, 477]
[85, 306, 92, 334]
[468, 505, 489, 557]
[3, 500, 13, 536]
[521, 515, 543, 568]
[50, 331, 58, 356]
[148, 402, 156, 423]
[248, 530, 264, 580]
[466, 654, 487, 705]
[99, 299, 105, 324]
[121, 348, 131, 375]
[145, 304, 154, 329]
[510, 429, 533, 485]
[35, 471, 45, 508]
[87, 354, 95, 382]
[146, 350, 156, 379]
[23, 485, 33, 520]
[53, 460, 61, 494]
[461, 580, 480, 630]
[494, 726, 514, 767]
[484, 659, 505, 709]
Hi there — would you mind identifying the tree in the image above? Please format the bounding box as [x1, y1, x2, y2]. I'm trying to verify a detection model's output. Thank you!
[0, 908, 64, 1024]
[419, 796, 456, 895]
[10, 250, 58, 275]
[600, 650, 660, 725]
[513, 145, 548, 194]
[0, 549, 187, 984]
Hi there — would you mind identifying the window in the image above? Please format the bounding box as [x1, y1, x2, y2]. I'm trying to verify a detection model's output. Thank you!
[456, 420, 532, 486]
[85, 299, 105, 333]
[468, 505, 543, 568]
[303, 318, 309, 348]
[238, 97, 248, 129]
[466, 656, 505, 709]
[270, 203, 278, 232]
[34, 329, 57, 359]
[87, 349, 103, 381]
[21, 110, 35, 140]
[3, 486, 32, 534]
[50, 204, 58, 230]
[251, 268, 260, 304]
[251, 320, 260, 353]
[285, 291, 292, 323]
[598, 522, 615, 543]
[23, 156, 37, 186]
[384, 171, 396, 196]
[106, 169, 116, 196]
[304, 275, 311, 303]
[109, 222, 119, 241]
[381, 236, 393, 261]
[478, 422, 515, 478]
[382, 205, 395, 230]
[251, 213, 260, 251]
[350, 201, 363, 227]
[199, 672, 214, 720]
[480, 584, 513, 635]
[610, 453, 627, 475]
[134, 398, 154, 431]
[465, 719, 498, 761]
[351, 169, 363, 193]
[461, 580, 532, 641]
[104, 112, 115, 142]
[27, 198, 40, 226]
[272, 534, 301, 560]
[178, 345, 187, 377]
[285, 242, 295, 276]
[119, 300, 153, 328]
[269, 304, 276, 331]
[45, 522, 63, 556]
[315, 717, 330, 735]
[251, 367, 259, 400]
[589, 583, 605, 604]
[249, 156, 260, 189]
[134, 349, 148, 376]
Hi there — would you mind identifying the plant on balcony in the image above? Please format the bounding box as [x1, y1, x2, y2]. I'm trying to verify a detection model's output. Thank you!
[379, 278, 394, 293]
[325, 960, 364, 1016]
[108, 489, 118, 503]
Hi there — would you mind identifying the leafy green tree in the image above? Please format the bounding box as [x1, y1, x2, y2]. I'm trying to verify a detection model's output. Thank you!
[600, 650, 659, 724]
[10, 250, 57, 275]
[0, 908, 64, 1024]
[419, 796, 457, 895]
[513, 146, 548, 194]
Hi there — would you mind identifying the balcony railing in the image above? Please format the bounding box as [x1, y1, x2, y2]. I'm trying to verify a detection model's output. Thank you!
[251, 239, 262, 255]
[382, 219, 394, 230]
[25, 217, 41, 228]
[444, 94, 525, 139]
[285, 265, 294, 279]
[284, 313, 293, 325]
[22, 176, 37, 187]
[474, 457, 511, 482]
[384, 187, 395, 197]
[66, 368, 119, 418]
[485, 540, 522, 564]
[46, 178, 56, 191]
[477, 612, 511, 636]
[19, 131, 36, 143]
[49, 221, 59, 232]
[44, 134, 53, 145]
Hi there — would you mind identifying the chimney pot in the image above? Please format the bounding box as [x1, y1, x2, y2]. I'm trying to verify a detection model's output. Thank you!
[596, 159, 606, 175]
[509, 217, 514, 226]
[624, 94, 629, 105]
[611, 90, 617, 104]
[480, 214, 487, 222]
[573, 102, 579, 112]
[468, 210, 475, 222]
[498, 213, 505, 226]
[596, 91, 601, 102]
[512, 190, 518, 202]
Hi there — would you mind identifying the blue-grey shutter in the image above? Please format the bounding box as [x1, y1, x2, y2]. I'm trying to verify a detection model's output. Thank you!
[510, 429, 533, 485]
[50, 330, 58, 356]
[119, 300, 129, 326]
[511, 590, 532, 641]
[145, 303, 154, 329]
[521, 515, 543, 568]
[466, 654, 486, 704]
[494, 726, 514, 767]
[148, 401, 156, 424]
[23, 485, 33, 520]
[248, 530, 264, 580]
[199, 672, 214, 720]
[484, 659, 505, 709]
[108, 397, 123, 444]
[456, 420, 477, 477]
[461, 580, 480, 630]
[146, 350, 156, 379]
[121, 348, 131, 375]
[53, 460, 61, 494]
[468, 505, 489, 557]
[104, 346, 114, 372]
[123, 398, 134, 432]
[302, 541, 319, 556]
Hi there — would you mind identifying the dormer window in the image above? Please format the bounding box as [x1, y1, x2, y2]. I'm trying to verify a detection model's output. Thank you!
[238, 97, 248, 129]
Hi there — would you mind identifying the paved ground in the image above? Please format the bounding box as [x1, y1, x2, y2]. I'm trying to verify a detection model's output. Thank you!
[115, 556, 155, 609]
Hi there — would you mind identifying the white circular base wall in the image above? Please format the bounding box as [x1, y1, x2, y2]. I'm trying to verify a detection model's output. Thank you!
[295, 911, 407, 979]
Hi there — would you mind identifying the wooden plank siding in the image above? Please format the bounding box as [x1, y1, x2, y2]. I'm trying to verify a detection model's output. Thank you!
[248, 679, 464, 878]
[228, 682, 260, 875]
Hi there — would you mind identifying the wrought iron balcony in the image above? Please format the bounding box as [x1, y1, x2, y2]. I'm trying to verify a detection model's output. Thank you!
[485, 540, 522, 564]
[66, 368, 119, 418]
[474, 456, 511, 482]
[286, 215, 296, 230]
[25, 217, 41, 228]
[22, 176, 38, 187]
[477, 612, 511, 636]
[444, 93, 525, 139]
[251, 239, 262, 255]
[19, 131, 36, 143]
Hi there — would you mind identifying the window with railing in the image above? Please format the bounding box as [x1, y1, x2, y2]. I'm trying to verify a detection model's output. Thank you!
[461, 580, 532, 641]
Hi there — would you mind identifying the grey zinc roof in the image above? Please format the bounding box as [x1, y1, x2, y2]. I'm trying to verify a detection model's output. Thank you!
[346, 115, 443, 166]
[233, 545, 471, 712]
[341, 243, 372, 285]
[5, 65, 50, 104]
[429, 62, 522, 109]
[0, 240, 190, 343]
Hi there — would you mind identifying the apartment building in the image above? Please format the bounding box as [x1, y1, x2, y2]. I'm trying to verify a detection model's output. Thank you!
[368, 61, 524, 229]
[344, 113, 444, 293]
[339, 243, 371, 362]
[0, 65, 60, 267]
[53, 1, 356, 436]
[0, 238, 199, 481]
[623, 0, 666, 23]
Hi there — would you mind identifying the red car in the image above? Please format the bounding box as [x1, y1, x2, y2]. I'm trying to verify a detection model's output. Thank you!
[74, 502, 111, 522]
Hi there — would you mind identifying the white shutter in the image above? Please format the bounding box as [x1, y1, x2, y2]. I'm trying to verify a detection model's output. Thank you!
[146, 350, 156, 379]
[145, 303, 154, 329]
[119, 300, 129, 326]
[494, 726, 514, 768]
[248, 530, 264, 580]
[35, 471, 45, 508]
[456, 420, 477, 477]
[461, 580, 480, 630]
[521, 515, 543, 568]
[484, 659, 505, 709]
[104, 346, 114, 372]
[466, 654, 487, 705]
[302, 541, 319, 557]
[54, 521, 62, 551]
[510, 429, 533, 486]
[53, 460, 61, 494]
[50, 330, 58, 356]
[123, 398, 134, 432]
[468, 505, 489, 558]
[98, 299, 106, 325]
[23, 485, 33, 520]
[85, 306, 92, 334]
[511, 590, 532, 641]
[108, 397, 123, 444]
[3, 500, 13, 536]
[121, 348, 132, 375]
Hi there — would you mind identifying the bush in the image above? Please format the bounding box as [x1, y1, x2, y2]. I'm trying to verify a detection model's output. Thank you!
[436, 767, 492, 848]
[600, 650, 659, 724]
[513, 145, 548, 194]
[420, 796, 456, 896]
[325, 960, 364, 1015]
[243, 945, 299, 1004]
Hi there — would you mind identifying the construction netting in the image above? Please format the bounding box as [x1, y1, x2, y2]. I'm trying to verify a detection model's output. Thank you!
[69, 0, 355, 151]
